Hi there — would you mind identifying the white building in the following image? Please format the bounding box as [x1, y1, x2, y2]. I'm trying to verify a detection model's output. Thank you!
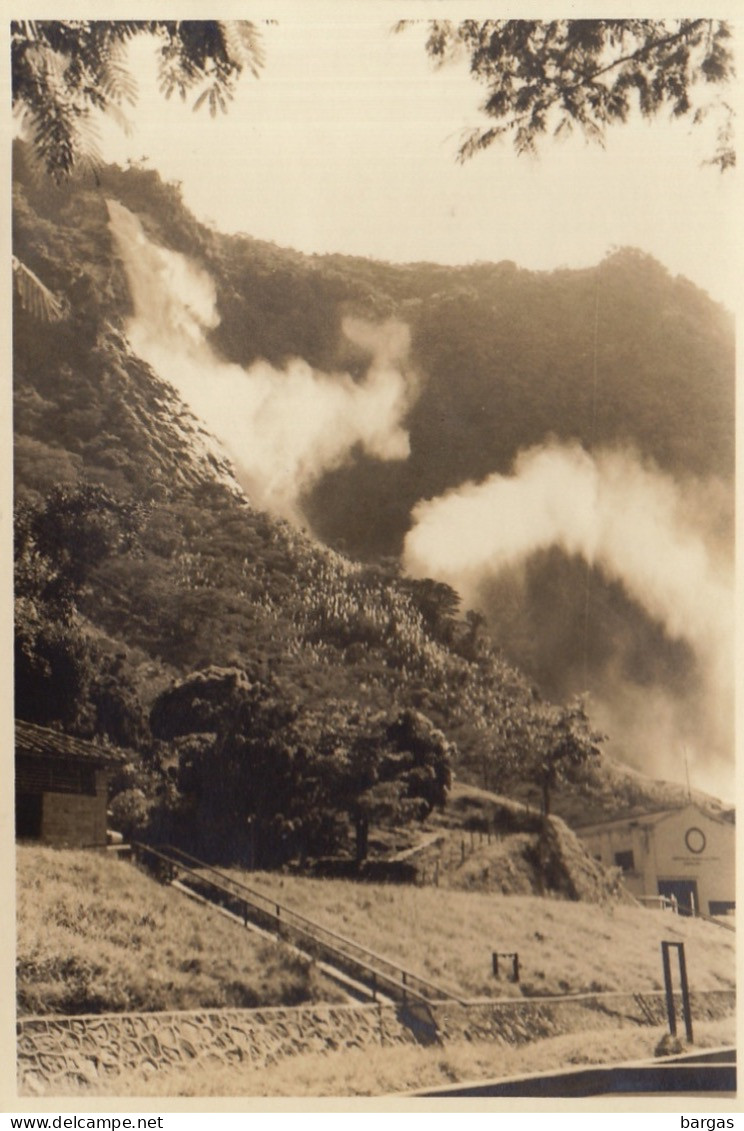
[575, 803, 735, 917]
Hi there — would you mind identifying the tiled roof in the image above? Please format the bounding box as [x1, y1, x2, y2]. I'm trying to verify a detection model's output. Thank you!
[15, 719, 125, 765]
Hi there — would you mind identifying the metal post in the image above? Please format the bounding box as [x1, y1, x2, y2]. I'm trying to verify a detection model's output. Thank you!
[677, 943, 694, 1043]
[492, 952, 499, 977]
[513, 953, 520, 983]
[661, 942, 677, 1037]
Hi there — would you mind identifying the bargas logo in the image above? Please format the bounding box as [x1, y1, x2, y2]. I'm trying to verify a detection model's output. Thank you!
[681, 1119, 735, 1129]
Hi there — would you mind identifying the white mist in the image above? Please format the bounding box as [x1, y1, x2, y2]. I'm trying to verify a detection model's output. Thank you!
[107, 200, 415, 520]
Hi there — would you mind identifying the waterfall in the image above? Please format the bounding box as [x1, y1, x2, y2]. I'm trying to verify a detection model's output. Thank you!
[107, 199, 414, 521]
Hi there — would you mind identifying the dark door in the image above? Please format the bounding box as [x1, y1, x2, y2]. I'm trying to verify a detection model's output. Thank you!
[658, 879, 699, 915]
[16, 792, 43, 839]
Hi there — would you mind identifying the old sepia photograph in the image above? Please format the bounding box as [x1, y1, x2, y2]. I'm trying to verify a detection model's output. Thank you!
[9, 5, 737, 1107]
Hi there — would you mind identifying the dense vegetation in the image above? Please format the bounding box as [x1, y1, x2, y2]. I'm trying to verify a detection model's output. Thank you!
[13, 141, 733, 864]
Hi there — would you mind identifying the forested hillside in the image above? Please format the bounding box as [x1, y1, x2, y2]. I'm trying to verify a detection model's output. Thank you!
[13, 139, 734, 862]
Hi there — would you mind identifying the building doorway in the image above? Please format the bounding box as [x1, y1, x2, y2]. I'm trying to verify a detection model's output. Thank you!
[658, 878, 699, 915]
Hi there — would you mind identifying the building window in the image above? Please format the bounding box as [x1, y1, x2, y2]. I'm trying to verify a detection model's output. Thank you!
[709, 901, 735, 917]
[614, 850, 635, 872]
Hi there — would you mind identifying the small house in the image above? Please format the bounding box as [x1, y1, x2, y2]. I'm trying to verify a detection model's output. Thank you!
[15, 719, 122, 848]
[574, 802, 735, 917]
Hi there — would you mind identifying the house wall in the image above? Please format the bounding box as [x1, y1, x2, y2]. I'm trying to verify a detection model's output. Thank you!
[41, 781, 108, 847]
[580, 824, 651, 900]
[651, 808, 734, 915]
[16, 755, 109, 847]
[578, 806, 735, 914]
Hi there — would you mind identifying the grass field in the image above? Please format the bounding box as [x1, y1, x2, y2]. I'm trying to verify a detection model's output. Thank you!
[17, 845, 736, 1098]
[16, 846, 342, 1015]
[18, 844, 735, 1016]
[227, 869, 736, 1000]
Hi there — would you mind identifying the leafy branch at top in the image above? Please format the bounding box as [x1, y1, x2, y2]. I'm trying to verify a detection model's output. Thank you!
[11, 21, 266, 184]
[400, 19, 735, 169]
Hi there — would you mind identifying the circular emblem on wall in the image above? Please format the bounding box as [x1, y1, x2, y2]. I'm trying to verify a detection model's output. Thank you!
[684, 826, 706, 854]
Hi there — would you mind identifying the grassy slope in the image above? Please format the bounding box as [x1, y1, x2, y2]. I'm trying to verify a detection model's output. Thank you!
[19, 844, 734, 1016]
[16, 846, 342, 1015]
[232, 871, 736, 1000]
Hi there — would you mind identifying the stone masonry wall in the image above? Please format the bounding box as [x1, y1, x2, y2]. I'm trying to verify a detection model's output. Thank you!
[17, 990, 735, 1094]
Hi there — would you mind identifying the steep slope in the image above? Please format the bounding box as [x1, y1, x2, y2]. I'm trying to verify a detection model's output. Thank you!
[12, 146, 553, 832]
[12, 141, 733, 821]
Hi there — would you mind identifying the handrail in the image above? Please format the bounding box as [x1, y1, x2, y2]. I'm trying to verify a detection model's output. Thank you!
[132, 841, 463, 1006]
[141, 844, 443, 1004]
[696, 911, 736, 932]
[160, 843, 461, 999]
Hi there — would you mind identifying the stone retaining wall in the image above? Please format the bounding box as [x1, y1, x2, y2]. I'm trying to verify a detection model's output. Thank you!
[18, 990, 735, 1094]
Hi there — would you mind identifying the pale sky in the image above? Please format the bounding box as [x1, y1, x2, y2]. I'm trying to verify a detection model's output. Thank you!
[92, 8, 739, 308]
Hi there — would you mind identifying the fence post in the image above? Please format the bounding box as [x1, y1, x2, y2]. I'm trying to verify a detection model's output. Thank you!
[492, 952, 499, 977]
[513, 953, 520, 983]
[460, 840, 465, 864]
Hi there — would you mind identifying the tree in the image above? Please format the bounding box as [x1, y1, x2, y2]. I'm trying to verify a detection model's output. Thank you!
[11, 21, 265, 183]
[403, 19, 735, 169]
[22, 483, 144, 590]
[14, 484, 145, 730]
[341, 708, 453, 863]
[401, 577, 461, 644]
[527, 697, 604, 822]
[149, 669, 453, 866]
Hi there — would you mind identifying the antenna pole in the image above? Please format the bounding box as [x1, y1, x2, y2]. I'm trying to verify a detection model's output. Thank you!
[581, 269, 601, 690]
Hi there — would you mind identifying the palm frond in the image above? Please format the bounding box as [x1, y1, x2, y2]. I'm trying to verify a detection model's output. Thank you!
[220, 21, 265, 79]
[12, 256, 66, 321]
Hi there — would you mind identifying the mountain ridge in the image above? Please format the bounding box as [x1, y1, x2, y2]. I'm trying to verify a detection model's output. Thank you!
[12, 143, 734, 835]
